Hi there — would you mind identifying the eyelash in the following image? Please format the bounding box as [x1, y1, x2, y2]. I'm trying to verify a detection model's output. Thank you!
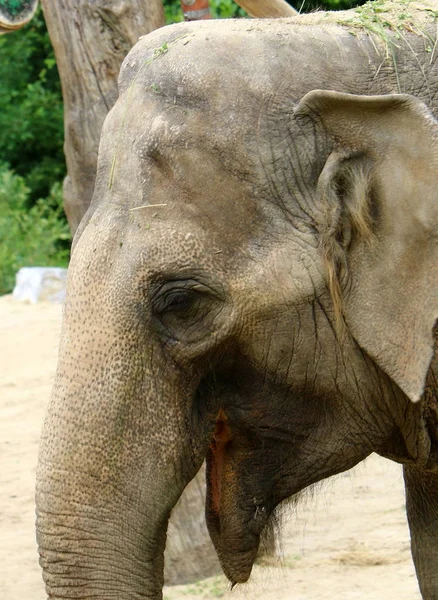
[159, 290, 197, 314]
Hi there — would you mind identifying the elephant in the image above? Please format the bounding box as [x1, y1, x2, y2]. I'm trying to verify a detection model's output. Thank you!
[36, 2, 438, 599]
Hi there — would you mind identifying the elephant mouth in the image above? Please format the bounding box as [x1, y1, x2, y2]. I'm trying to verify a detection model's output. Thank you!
[209, 409, 232, 516]
[205, 410, 269, 584]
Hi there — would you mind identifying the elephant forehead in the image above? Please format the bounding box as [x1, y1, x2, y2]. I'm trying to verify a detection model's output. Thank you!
[104, 86, 256, 179]
[90, 111, 321, 295]
[108, 25, 290, 169]
[97, 94, 265, 239]
[119, 20, 273, 102]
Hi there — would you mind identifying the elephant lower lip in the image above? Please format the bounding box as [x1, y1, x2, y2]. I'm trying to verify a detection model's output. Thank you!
[206, 410, 264, 583]
[206, 497, 261, 583]
[220, 548, 258, 584]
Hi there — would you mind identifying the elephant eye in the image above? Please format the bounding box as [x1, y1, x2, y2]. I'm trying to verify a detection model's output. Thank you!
[150, 277, 227, 345]
[151, 279, 212, 318]
[158, 290, 197, 314]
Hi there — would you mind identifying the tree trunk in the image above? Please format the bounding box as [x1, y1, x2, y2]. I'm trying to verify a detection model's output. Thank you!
[40, 0, 165, 233]
[165, 464, 220, 585]
[234, 0, 297, 18]
[0, 0, 38, 32]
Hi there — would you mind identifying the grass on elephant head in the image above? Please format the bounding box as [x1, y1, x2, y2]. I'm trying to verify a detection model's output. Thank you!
[343, 0, 438, 60]
[322, 0, 438, 35]
[299, 0, 438, 94]
[349, 2, 436, 51]
[346, 0, 438, 96]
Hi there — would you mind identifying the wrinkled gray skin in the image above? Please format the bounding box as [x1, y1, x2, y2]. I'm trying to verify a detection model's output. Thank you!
[37, 14, 438, 600]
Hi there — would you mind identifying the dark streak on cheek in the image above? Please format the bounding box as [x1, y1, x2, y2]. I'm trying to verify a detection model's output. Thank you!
[209, 409, 232, 515]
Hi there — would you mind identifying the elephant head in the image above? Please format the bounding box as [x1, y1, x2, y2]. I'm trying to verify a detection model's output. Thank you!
[36, 25, 438, 599]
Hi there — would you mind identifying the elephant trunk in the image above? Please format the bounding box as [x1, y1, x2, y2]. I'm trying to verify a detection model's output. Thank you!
[36, 374, 181, 599]
[36, 269, 200, 599]
[36, 464, 168, 599]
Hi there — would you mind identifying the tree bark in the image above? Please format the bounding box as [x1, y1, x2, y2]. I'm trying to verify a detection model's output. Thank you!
[234, 0, 297, 18]
[40, 0, 166, 233]
[165, 464, 220, 585]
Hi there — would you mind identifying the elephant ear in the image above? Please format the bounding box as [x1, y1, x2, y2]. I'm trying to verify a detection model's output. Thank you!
[295, 90, 438, 402]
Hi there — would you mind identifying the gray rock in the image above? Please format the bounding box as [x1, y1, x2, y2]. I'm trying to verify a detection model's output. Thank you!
[13, 267, 68, 304]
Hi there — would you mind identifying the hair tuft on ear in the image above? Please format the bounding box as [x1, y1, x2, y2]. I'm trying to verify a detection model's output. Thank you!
[342, 161, 376, 248]
[318, 155, 377, 335]
[321, 233, 345, 335]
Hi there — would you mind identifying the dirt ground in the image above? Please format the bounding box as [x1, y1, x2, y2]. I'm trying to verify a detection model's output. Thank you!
[0, 294, 422, 599]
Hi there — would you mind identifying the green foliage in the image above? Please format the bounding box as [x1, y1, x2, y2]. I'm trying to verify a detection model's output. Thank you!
[0, 6, 65, 201]
[210, 0, 247, 18]
[0, 165, 70, 295]
[0, 6, 68, 295]
[163, 0, 246, 23]
[163, 0, 184, 24]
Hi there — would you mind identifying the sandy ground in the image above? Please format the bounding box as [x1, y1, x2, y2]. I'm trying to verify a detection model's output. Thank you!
[0, 294, 421, 599]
